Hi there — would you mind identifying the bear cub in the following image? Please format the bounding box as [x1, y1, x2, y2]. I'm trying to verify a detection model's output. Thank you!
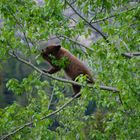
[41, 45, 94, 96]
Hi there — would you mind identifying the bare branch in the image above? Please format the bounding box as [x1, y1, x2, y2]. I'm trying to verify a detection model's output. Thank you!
[9, 52, 119, 93]
[1, 92, 81, 140]
[65, 0, 109, 43]
[122, 52, 140, 58]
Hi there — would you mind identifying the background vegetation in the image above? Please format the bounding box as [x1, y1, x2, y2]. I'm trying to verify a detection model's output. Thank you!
[0, 0, 140, 139]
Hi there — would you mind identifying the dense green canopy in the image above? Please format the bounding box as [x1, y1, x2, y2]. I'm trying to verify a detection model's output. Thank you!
[0, 0, 140, 139]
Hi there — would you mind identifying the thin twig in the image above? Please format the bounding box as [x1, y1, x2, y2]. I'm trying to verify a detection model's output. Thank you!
[58, 34, 94, 51]
[90, 6, 138, 23]
[7, 7, 32, 52]
[65, 0, 109, 43]
[0, 92, 81, 140]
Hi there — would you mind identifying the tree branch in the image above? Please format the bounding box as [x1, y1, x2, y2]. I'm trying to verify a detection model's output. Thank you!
[57, 34, 94, 51]
[65, 0, 109, 43]
[9, 52, 119, 93]
[47, 82, 56, 110]
[7, 7, 31, 51]
[90, 6, 138, 24]
[2, 49, 124, 139]
[122, 52, 140, 58]
[1, 92, 81, 140]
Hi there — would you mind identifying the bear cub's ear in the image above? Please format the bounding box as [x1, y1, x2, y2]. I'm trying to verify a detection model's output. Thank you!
[51, 44, 61, 54]
[55, 45, 61, 51]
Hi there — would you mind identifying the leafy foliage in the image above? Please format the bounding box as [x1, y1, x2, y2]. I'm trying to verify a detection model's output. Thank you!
[0, 0, 140, 139]
[49, 55, 70, 68]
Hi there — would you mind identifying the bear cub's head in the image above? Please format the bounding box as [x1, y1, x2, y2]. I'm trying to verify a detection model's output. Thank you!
[41, 45, 61, 59]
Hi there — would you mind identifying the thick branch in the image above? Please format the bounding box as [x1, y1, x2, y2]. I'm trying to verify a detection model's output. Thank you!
[65, 0, 109, 43]
[122, 52, 140, 58]
[1, 92, 81, 140]
[9, 52, 119, 93]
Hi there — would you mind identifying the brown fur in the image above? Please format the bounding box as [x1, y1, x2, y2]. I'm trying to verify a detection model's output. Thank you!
[41, 45, 94, 97]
